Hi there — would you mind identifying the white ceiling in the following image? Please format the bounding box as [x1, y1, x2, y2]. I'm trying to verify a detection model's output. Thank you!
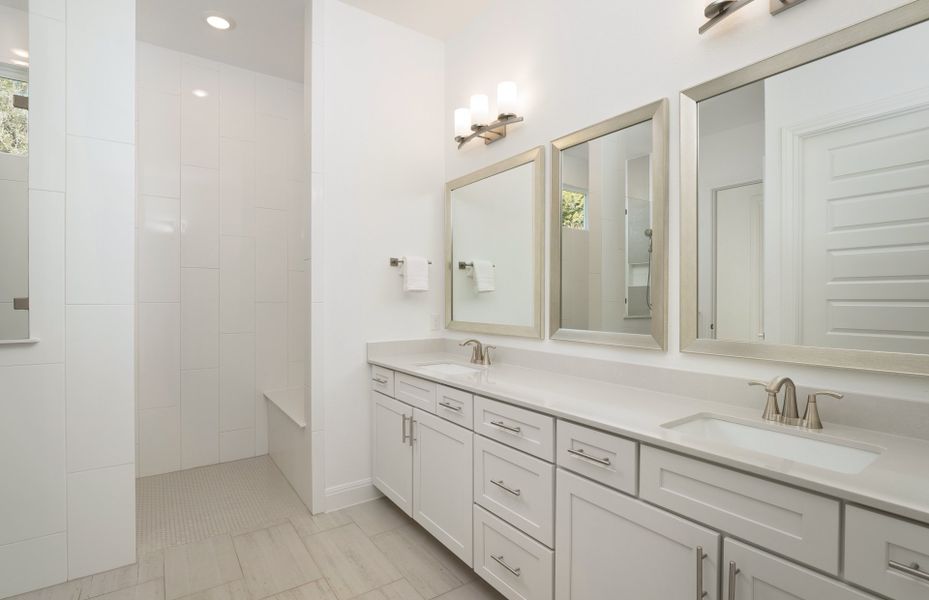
[136, 0, 306, 82]
[338, 0, 492, 40]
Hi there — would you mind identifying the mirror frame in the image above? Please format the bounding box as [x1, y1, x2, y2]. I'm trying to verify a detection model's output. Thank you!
[445, 146, 545, 338]
[550, 99, 670, 350]
[680, 1, 929, 376]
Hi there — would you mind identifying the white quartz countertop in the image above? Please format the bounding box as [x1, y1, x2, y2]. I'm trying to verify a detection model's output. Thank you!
[369, 351, 929, 526]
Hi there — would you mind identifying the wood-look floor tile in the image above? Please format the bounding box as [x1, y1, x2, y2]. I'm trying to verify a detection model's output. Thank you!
[176, 580, 249, 600]
[274, 580, 337, 600]
[302, 524, 401, 600]
[288, 511, 352, 538]
[164, 535, 242, 600]
[371, 526, 472, 600]
[344, 499, 410, 538]
[433, 581, 504, 600]
[92, 579, 164, 600]
[7, 578, 89, 600]
[352, 580, 424, 600]
[232, 522, 322, 599]
[81, 551, 165, 600]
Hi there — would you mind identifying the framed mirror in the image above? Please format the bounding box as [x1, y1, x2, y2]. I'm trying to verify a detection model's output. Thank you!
[550, 100, 669, 349]
[0, 0, 30, 341]
[446, 146, 544, 338]
[681, 3, 929, 375]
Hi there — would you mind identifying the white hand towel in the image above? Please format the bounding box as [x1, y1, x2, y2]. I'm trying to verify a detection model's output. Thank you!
[472, 259, 495, 293]
[402, 256, 429, 292]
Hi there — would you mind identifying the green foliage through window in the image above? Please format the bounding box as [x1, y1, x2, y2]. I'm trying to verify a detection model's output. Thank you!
[0, 76, 28, 156]
[561, 189, 586, 229]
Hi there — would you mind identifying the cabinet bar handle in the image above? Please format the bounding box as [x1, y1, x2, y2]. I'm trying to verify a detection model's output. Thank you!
[696, 547, 707, 599]
[728, 561, 740, 600]
[491, 554, 521, 577]
[439, 401, 462, 412]
[490, 420, 521, 434]
[401, 414, 411, 445]
[490, 479, 521, 496]
[889, 560, 929, 583]
[372, 375, 388, 384]
[567, 447, 611, 466]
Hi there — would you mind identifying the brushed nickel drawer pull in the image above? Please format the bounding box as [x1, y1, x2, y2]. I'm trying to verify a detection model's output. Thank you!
[490, 420, 521, 434]
[728, 561, 740, 600]
[889, 560, 929, 583]
[567, 447, 611, 466]
[439, 401, 462, 412]
[372, 375, 389, 384]
[401, 414, 411, 445]
[491, 554, 521, 577]
[696, 547, 707, 599]
[490, 479, 521, 496]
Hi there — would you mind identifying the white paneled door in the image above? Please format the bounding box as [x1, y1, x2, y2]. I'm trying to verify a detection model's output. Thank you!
[371, 391, 413, 516]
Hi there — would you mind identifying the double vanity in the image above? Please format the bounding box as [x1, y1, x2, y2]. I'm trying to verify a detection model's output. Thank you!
[368, 346, 929, 600]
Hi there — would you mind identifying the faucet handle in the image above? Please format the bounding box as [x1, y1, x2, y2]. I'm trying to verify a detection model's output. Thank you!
[748, 380, 781, 421]
[802, 391, 843, 430]
[748, 380, 769, 389]
[482, 345, 496, 366]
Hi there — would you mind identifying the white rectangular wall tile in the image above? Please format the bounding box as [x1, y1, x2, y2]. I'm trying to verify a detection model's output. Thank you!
[288, 188, 306, 272]
[137, 42, 180, 94]
[220, 428, 255, 463]
[138, 406, 180, 476]
[30, 0, 66, 21]
[181, 369, 220, 469]
[255, 74, 292, 120]
[255, 114, 291, 210]
[219, 333, 255, 432]
[255, 302, 287, 456]
[180, 165, 220, 268]
[220, 65, 256, 141]
[137, 302, 180, 410]
[67, 464, 135, 578]
[219, 138, 256, 237]
[66, 0, 135, 143]
[181, 59, 220, 168]
[180, 268, 219, 369]
[138, 195, 180, 303]
[138, 89, 180, 198]
[287, 270, 307, 364]
[219, 236, 255, 333]
[66, 305, 135, 473]
[0, 365, 66, 546]
[0, 533, 68, 599]
[65, 136, 135, 305]
[255, 209, 288, 302]
[28, 14, 66, 193]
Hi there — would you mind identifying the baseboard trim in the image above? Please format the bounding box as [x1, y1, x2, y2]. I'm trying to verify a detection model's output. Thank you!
[324, 478, 382, 511]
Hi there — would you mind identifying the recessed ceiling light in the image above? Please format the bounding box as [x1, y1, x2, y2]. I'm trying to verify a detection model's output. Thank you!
[9, 59, 28, 67]
[205, 14, 234, 30]
[192, 89, 209, 98]
[11, 48, 28, 59]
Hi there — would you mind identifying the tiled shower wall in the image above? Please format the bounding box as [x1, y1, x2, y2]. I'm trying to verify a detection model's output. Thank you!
[135, 42, 306, 477]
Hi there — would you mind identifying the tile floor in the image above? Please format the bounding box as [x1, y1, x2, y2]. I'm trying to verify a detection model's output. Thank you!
[8, 457, 503, 600]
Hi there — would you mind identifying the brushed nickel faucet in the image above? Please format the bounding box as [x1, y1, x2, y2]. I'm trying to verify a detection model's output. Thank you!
[460, 339, 496, 365]
[749, 377, 843, 430]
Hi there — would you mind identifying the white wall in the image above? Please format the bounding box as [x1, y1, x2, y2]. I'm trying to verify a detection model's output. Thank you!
[442, 0, 929, 403]
[135, 42, 306, 477]
[310, 0, 446, 510]
[0, 0, 137, 596]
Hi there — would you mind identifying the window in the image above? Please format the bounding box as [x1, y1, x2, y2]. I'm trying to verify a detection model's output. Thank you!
[0, 76, 28, 156]
[561, 188, 587, 229]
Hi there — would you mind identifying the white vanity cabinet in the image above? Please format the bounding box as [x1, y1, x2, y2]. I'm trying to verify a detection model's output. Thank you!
[371, 390, 413, 515]
[556, 469, 720, 600]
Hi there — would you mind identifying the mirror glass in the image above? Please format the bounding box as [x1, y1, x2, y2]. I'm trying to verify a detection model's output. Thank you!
[559, 120, 654, 335]
[0, 0, 29, 341]
[447, 148, 542, 338]
[696, 19, 929, 355]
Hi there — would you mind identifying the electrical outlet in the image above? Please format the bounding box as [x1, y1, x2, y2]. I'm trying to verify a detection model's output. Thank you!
[430, 314, 441, 331]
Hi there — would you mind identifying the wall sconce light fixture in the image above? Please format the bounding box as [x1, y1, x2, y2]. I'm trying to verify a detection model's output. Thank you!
[453, 81, 524, 149]
[701, 0, 809, 34]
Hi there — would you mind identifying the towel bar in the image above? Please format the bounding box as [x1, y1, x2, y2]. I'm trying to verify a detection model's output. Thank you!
[458, 261, 495, 270]
[390, 257, 432, 267]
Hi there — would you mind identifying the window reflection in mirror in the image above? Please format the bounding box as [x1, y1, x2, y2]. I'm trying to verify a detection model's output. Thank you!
[559, 119, 653, 334]
[696, 20, 929, 354]
[0, 0, 30, 341]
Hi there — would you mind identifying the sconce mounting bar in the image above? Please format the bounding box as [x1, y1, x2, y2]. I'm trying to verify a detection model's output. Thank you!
[455, 114, 524, 149]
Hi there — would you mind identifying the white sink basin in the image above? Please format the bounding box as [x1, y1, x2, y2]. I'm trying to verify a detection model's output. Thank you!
[416, 362, 483, 377]
[663, 415, 882, 474]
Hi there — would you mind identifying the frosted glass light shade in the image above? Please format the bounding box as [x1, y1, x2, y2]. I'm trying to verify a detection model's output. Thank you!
[470, 94, 490, 126]
[454, 108, 472, 137]
[497, 81, 518, 116]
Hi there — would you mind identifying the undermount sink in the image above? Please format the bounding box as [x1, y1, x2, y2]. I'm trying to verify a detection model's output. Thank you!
[416, 362, 483, 377]
[663, 414, 882, 474]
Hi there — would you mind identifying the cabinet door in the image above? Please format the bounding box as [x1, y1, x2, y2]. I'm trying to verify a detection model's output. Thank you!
[412, 408, 473, 566]
[371, 391, 413, 516]
[556, 469, 720, 600]
[724, 539, 879, 600]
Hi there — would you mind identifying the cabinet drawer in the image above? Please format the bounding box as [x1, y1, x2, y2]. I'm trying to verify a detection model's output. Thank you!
[640, 446, 840, 574]
[724, 539, 878, 600]
[845, 506, 929, 600]
[394, 373, 436, 412]
[436, 385, 473, 430]
[556, 420, 637, 495]
[474, 436, 554, 547]
[474, 396, 554, 461]
[370, 365, 394, 397]
[474, 505, 554, 600]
